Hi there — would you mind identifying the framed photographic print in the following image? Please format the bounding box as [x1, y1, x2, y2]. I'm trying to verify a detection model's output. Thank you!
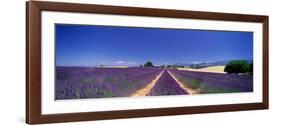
[26, 1, 269, 124]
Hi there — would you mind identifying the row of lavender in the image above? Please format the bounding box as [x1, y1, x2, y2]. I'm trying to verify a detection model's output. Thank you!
[168, 69, 253, 94]
[56, 67, 162, 99]
[148, 70, 188, 96]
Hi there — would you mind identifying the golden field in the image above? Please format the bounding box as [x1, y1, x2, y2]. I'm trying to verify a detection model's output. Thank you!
[178, 66, 226, 74]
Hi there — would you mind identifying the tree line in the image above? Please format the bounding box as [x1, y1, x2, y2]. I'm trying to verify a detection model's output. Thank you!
[224, 60, 253, 74]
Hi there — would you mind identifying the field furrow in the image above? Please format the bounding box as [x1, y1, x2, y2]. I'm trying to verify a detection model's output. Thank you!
[148, 70, 189, 96]
[131, 70, 164, 97]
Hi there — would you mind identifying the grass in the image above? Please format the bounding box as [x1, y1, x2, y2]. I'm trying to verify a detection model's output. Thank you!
[200, 84, 240, 94]
[187, 79, 201, 89]
[182, 79, 239, 94]
[80, 78, 96, 84]
[96, 89, 115, 97]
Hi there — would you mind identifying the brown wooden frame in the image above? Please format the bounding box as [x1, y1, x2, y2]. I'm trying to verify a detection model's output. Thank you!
[26, 1, 269, 124]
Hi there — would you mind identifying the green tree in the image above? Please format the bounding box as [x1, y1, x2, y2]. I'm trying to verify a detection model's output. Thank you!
[224, 60, 249, 74]
[144, 61, 154, 67]
[248, 63, 253, 74]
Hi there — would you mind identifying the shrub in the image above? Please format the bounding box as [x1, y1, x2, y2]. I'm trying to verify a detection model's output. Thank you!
[224, 60, 249, 74]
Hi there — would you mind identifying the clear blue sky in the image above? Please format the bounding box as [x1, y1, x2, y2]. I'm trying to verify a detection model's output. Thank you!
[55, 24, 253, 67]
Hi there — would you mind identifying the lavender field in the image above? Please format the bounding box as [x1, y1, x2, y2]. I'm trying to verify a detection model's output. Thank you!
[56, 67, 162, 99]
[148, 70, 188, 96]
[168, 69, 253, 94]
[55, 67, 253, 100]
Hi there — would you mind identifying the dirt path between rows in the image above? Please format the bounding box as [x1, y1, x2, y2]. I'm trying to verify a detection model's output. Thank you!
[167, 71, 199, 95]
[131, 70, 164, 97]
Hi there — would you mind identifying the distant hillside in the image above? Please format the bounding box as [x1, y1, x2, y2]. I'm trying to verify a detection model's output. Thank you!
[172, 59, 253, 68]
